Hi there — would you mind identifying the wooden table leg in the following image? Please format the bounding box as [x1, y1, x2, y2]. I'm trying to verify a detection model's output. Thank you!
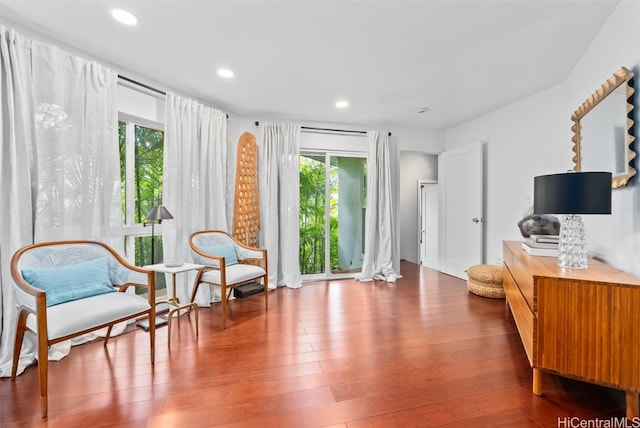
[626, 391, 639, 419]
[167, 303, 199, 349]
[532, 368, 543, 396]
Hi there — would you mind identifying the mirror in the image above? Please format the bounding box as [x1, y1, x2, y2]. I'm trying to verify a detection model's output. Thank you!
[571, 66, 636, 188]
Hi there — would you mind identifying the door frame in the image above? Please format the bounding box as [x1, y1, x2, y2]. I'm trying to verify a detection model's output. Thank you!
[417, 179, 438, 270]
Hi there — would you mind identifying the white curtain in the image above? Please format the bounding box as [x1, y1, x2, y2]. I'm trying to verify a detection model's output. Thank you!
[0, 27, 120, 376]
[359, 131, 400, 282]
[258, 123, 301, 289]
[163, 93, 228, 305]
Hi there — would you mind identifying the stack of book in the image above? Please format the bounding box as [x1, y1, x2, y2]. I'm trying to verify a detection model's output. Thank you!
[522, 234, 559, 257]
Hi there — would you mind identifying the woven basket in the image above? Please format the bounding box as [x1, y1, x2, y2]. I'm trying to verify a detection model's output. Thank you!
[466, 264, 505, 299]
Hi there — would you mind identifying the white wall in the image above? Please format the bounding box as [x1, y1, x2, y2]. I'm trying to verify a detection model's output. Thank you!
[393, 129, 442, 265]
[445, 0, 640, 275]
[445, 84, 568, 265]
[399, 152, 438, 263]
[564, 0, 640, 275]
[118, 84, 164, 123]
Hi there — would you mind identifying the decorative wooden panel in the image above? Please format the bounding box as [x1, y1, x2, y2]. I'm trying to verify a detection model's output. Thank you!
[537, 278, 640, 390]
[232, 132, 260, 247]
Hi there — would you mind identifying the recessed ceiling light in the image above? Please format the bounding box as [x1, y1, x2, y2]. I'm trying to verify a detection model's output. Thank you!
[111, 9, 138, 26]
[335, 100, 349, 109]
[217, 69, 234, 78]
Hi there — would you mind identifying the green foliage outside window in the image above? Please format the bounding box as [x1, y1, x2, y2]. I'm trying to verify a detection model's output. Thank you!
[299, 156, 338, 275]
[118, 120, 166, 271]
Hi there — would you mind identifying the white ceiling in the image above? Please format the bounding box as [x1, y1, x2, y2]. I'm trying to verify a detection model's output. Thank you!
[0, 0, 620, 130]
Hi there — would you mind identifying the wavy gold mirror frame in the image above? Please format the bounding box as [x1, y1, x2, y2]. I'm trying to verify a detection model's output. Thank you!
[571, 66, 635, 188]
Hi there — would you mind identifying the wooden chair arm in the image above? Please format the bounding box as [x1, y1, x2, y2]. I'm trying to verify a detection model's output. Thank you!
[116, 281, 153, 294]
[196, 265, 222, 275]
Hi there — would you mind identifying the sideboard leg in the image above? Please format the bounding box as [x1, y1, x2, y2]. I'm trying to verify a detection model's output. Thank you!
[626, 391, 639, 419]
[532, 368, 543, 396]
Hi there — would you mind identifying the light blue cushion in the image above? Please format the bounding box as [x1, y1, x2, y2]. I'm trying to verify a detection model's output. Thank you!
[198, 243, 238, 266]
[22, 257, 115, 307]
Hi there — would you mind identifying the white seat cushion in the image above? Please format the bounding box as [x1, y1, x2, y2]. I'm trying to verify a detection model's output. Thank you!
[27, 292, 150, 340]
[201, 264, 265, 286]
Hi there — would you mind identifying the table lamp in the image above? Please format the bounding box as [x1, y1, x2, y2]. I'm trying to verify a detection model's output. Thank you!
[533, 171, 611, 269]
[144, 205, 174, 264]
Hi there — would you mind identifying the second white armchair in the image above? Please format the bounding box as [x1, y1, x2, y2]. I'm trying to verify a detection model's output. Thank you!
[189, 230, 268, 328]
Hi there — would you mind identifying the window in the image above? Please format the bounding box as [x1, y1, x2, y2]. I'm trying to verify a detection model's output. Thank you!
[118, 116, 166, 271]
[299, 151, 367, 279]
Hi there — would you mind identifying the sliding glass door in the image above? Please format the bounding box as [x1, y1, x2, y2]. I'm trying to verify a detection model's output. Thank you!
[300, 152, 366, 279]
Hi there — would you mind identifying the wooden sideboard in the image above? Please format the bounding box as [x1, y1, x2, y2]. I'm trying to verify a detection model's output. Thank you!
[502, 240, 640, 418]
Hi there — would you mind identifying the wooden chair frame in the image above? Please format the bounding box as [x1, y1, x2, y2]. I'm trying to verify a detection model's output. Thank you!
[10, 240, 156, 418]
[189, 230, 268, 328]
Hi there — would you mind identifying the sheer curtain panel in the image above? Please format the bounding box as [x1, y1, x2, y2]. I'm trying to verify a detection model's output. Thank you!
[258, 123, 302, 288]
[163, 93, 228, 305]
[359, 131, 400, 282]
[0, 27, 121, 377]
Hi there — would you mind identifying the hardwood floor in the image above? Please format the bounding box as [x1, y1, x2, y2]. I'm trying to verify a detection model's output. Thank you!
[1, 261, 625, 427]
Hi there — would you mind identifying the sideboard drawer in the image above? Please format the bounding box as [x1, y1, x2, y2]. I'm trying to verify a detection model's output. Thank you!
[508, 252, 535, 313]
[503, 265, 535, 365]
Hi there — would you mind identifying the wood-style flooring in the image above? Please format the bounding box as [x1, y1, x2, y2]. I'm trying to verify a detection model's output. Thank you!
[1, 261, 625, 427]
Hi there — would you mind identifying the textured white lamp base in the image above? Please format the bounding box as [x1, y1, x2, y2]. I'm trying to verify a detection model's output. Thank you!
[558, 214, 588, 269]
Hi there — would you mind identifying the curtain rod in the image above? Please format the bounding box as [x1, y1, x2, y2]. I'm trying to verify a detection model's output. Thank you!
[254, 121, 391, 136]
[118, 75, 229, 119]
[118, 75, 166, 96]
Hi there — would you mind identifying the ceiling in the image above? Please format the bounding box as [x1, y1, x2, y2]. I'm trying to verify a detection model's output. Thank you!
[0, 0, 620, 130]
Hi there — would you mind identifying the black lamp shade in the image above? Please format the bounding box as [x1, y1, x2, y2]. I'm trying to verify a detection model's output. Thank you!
[146, 205, 174, 222]
[534, 172, 612, 215]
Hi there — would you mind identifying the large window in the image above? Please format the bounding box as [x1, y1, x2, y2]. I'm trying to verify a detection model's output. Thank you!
[118, 116, 166, 270]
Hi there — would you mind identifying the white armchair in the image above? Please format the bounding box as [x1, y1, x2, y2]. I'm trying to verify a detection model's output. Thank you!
[10, 240, 156, 418]
[189, 230, 268, 328]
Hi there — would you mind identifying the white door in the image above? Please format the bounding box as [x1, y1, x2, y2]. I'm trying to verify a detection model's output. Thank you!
[438, 142, 484, 279]
[419, 181, 438, 270]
